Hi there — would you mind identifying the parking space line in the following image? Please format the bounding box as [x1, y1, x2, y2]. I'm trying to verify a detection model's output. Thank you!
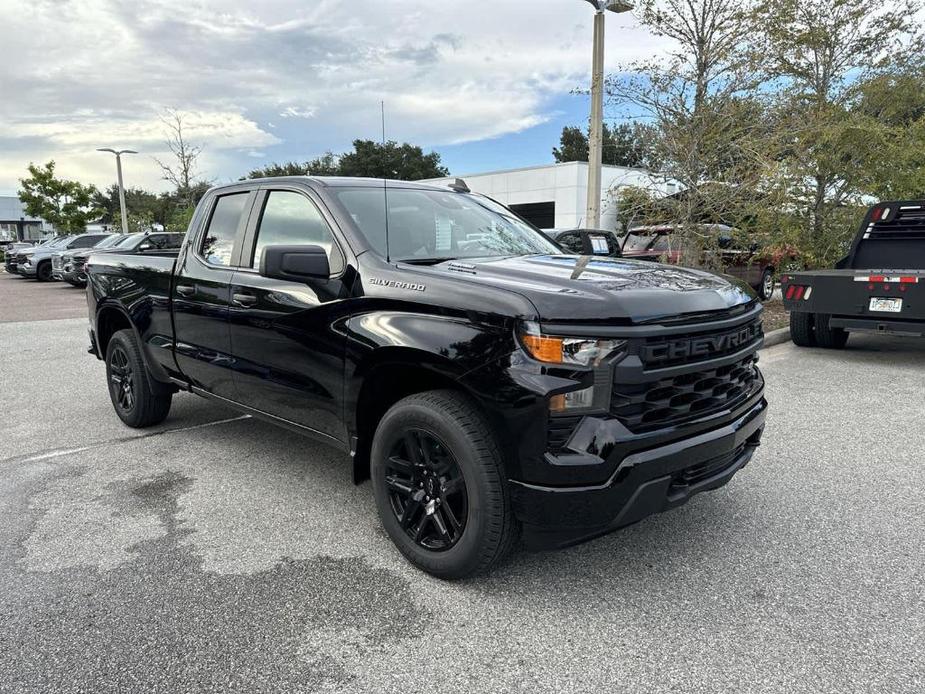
[3, 415, 252, 467]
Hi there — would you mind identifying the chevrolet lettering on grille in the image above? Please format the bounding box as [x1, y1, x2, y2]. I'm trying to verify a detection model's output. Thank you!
[643, 323, 762, 364]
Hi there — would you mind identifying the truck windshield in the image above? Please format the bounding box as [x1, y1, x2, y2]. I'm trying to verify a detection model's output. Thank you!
[332, 187, 561, 262]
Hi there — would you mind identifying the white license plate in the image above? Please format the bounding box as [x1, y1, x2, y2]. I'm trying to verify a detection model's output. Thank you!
[869, 297, 903, 313]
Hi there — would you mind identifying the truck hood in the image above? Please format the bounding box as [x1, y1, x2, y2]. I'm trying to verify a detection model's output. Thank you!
[419, 255, 755, 323]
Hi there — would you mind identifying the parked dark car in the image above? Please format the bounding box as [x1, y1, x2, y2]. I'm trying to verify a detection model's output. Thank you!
[63, 232, 184, 286]
[783, 200, 925, 347]
[86, 177, 767, 578]
[545, 228, 623, 257]
[621, 224, 792, 300]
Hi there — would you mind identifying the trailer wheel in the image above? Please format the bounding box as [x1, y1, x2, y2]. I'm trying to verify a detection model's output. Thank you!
[790, 312, 816, 347]
[814, 313, 849, 349]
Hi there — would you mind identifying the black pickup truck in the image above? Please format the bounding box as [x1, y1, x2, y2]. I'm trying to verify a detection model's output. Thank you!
[86, 177, 768, 578]
[783, 201, 925, 347]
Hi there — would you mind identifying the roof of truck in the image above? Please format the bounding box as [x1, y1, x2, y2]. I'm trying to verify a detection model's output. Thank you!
[239, 176, 457, 191]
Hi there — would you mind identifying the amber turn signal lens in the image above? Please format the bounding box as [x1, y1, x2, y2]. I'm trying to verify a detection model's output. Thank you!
[522, 333, 563, 363]
[549, 394, 567, 412]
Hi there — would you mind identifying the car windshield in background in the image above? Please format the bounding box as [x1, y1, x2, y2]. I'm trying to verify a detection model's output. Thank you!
[117, 233, 147, 248]
[332, 187, 561, 262]
[94, 235, 125, 249]
[623, 232, 672, 253]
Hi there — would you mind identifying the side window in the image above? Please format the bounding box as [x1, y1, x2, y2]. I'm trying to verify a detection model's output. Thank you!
[559, 233, 583, 254]
[252, 190, 343, 273]
[201, 193, 249, 266]
[164, 234, 183, 249]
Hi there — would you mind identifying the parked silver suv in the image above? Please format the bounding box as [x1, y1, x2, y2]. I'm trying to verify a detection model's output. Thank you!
[18, 233, 111, 281]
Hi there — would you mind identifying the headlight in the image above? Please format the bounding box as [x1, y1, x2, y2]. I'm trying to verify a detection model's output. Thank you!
[520, 322, 626, 367]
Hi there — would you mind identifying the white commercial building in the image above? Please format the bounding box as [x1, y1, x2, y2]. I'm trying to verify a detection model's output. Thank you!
[0, 196, 55, 241]
[426, 161, 678, 231]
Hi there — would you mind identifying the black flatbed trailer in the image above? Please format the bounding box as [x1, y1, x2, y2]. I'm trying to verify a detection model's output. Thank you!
[782, 201, 925, 347]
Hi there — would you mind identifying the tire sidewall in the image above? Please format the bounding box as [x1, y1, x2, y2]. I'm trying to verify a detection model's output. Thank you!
[36, 261, 52, 282]
[371, 397, 499, 578]
[759, 268, 774, 300]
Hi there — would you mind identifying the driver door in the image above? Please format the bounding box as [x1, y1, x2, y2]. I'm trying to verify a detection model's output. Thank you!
[228, 186, 353, 443]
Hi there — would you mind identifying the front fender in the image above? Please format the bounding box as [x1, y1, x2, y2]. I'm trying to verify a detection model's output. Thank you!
[343, 310, 517, 431]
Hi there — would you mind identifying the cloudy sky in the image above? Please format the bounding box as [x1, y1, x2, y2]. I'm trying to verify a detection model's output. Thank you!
[0, 0, 669, 195]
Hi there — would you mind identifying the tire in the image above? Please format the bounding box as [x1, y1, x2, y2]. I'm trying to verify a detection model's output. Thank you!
[371, 390, 518, 579]
[105, 329, 173, 427]
[36, 261, 52, 282]
[814, 313, 849, 349]
[758, 268, 775, 301]
[790, 312, 816, 347]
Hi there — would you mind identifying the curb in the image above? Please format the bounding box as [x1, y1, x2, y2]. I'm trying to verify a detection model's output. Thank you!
[762, 327, 791, 349]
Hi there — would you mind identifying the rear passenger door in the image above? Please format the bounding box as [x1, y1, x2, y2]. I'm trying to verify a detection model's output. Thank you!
[172, 189, 255, 399]
[227, 185, 353, 443]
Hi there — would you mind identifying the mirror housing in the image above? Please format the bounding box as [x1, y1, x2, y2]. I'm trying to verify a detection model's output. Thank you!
[259, 244, 330, 281]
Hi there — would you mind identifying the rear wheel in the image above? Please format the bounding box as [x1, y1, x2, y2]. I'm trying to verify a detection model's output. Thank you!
[371, 390, 517, 579]
[758, 268, 775, 301]
[106, 329, 173, 427]
[790, 312, 816, 347]
[36, 261, 52, 282]
[814, 313, 849, 349]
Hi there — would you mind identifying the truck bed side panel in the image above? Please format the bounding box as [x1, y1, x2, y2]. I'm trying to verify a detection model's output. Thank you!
[87, 253, 181, 381]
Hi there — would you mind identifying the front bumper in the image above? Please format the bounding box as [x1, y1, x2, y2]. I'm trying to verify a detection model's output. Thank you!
[511, 397, 767, 548]
[17, 262, 36, 277]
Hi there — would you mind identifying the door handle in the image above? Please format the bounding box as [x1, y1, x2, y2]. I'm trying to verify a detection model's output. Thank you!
[176, 284, 195, 297]
[232, 292, 258, 307]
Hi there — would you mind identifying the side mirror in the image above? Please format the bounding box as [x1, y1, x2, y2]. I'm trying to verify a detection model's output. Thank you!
[259, 244, 330, 281]
[138, 242, 152, 251]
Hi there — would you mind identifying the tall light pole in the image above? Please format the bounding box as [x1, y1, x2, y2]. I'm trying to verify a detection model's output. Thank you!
[97, 148, 138, 234]
[581, 0, 633, 230]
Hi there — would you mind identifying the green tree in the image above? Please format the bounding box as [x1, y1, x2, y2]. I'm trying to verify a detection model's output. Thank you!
[18, 161, 102, 234]
[553, 123, 659, 168]
[244, 153, 339, 179]
[337, 140, 448, 180]
[93, 185, 162, 232]
[607, 0, 781, 262]
[244, 142, 446, 181]
[757, 0, 924, 253]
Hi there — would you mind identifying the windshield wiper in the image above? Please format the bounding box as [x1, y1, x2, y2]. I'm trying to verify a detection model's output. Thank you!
[395, 257, 458, 265]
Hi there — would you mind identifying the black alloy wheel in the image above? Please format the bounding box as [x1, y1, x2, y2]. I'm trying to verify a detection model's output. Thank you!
[385, 429, 468, 551]
[371, 390, 517, 579]
[104, 329, 173, 427]
[108, 344, 136, 413]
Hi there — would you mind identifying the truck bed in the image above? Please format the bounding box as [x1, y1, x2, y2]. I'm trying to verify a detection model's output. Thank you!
[781, 201, 925, 337]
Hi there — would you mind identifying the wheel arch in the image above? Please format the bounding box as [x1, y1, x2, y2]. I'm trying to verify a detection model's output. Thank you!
[96, 302, 173, 388]
[349, 348, 481, 485]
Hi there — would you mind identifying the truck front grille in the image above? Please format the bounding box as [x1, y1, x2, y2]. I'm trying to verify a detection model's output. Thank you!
[611, 353, 761, 433]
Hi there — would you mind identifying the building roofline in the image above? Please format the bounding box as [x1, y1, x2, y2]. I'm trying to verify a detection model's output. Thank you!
[424, 161, 662, 181]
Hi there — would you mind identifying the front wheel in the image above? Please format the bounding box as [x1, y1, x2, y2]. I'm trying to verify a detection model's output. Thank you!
[106, 329, 173, 427]
[371, 390, 518, 579]
[36, 261, 52, 282]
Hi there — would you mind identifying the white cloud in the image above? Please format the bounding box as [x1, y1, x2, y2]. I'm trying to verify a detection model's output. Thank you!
[0, 0, 671, 193]
[279, 106, 317, 119]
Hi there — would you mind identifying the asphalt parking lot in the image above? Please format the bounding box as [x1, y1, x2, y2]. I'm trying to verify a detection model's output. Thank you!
[0, 272, 88, 323]
[2, 275, 923, 693]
